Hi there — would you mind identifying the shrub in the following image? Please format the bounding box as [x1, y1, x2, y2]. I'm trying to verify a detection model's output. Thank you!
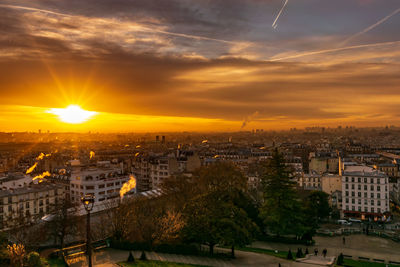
[27, 252, 43, 267]
[337, 253, 344, 265]
[287, 249, 293, 260]
[0, 248, 10, 265]
[296, 248, 303, 258]
[140, 251, 147, 261]
[127, 251, 135, 262]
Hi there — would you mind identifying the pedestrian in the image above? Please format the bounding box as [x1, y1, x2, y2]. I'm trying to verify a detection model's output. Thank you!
[314, 248, 318, 256]
[342, 236, 345, 245]
[322, 248, 327, 258]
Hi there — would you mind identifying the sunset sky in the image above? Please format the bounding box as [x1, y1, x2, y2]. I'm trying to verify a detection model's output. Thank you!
[0, 0, 399, 132]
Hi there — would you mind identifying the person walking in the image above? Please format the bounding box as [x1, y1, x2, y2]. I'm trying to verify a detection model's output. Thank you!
[342, 236, 346, 245]
[322, 248, 327, 258]
[314, 248, 318, 256]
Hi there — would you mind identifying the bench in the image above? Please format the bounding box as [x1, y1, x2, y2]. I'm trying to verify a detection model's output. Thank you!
[358, 257, 370, 261]
[373, 259, 385, 263]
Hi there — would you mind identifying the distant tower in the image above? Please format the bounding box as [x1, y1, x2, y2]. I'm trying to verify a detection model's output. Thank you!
[162, 136, 165, 144]
[156, 135, 160, 142]
[38, 129, 41, 134]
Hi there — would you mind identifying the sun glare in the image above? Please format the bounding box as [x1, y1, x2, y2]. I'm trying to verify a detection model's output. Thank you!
[47, 105, 97, 124]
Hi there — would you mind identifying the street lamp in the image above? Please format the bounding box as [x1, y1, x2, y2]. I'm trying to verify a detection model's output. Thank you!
[81, 194, 95, 267]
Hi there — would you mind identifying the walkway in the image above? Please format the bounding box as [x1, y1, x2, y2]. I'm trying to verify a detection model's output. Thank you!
[69, 248, 321, 267]
[251, 235, 400, 264]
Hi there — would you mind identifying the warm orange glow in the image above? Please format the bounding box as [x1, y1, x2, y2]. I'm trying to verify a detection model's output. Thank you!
[32, 171, 51, 181]
[47, 105, 97, 124]
[26, 162, 38, 174]
[120, 175, 137, 198]
[90, 151, 95, 159]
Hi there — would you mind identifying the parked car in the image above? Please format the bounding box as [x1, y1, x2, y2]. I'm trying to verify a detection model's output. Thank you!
[337, 219, 352, 225]
[348, 218, 362, 223]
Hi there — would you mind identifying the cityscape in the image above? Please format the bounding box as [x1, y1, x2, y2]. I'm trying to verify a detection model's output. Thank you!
[1, 0, 400, 267]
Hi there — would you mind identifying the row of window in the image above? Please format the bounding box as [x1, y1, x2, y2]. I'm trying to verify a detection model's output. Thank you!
[345, 191, 387, 198]
[344, 177, 387, 184]
[345, 184, 387, 191]
[345, 198, 388, 206]
[345, 205, 385, 213]
[71, 181, 122, 190]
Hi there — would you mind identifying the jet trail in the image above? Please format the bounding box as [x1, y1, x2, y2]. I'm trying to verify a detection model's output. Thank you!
[272, 0, 289, 29]
[269, 40, 400, 61]
[341, 7, 400, 46]
[0, 4, 237, 45]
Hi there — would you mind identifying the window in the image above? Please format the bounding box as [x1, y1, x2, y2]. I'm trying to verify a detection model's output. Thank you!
[371, 207, 374, 212]
[370, 185, 374, 190]
[358, 207, 361, 211]
[352, 199, 355, 204]
[358, 199, 361, 204]
[371, 193, 374, 198]
[345, 191, 349, 196]
[46, 199, 49, 204]
[352, 184, 355, 190]
[358, 185, 361, 190]
[378, 200, 381, 206]
[358, 192, 361, 197]
[26, 202, 29, 209]
[377, 193, 380, 198]
[107, 183, 114, 187]
[39, 200, 43, 206]
[378, 208, 381, 213]
[364, 200, 367, 205]
[364, 192, 367, 197]
[86, 186, 95, 190]
[358, 178, 361, 183]
[365, 207, 368, 212]
[98, 184, 105, 189]
[351, 177, 354, 182]
[351, 191, 355, 197]
[345, 184, 349, 189]
[371, 178, 374, 184]
[345, 198, 349, 203]
[371, 200, 374, 205]
[345, 177, 348, 182]
[346, 205, 349, 210]
[364, 185, 367, 190]
[377, 186, 380, 191]
[8, 206, 11, 212]
[352, 206, 355, 211]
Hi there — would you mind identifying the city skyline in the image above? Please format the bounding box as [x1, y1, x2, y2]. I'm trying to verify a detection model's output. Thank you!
[1, 0, 400, 132]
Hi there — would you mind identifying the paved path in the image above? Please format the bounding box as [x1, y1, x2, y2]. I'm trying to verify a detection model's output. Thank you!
[251, 235, 400, 263]
[70, 248, 321, 267]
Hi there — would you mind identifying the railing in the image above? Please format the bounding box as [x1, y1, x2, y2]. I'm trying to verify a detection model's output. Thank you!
[53, 239, 109, 266]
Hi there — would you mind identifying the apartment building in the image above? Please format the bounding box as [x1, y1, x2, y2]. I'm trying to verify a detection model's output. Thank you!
[341, 165, 390, 221]
[0, 184, 64, 230]
[69, 160, 133, 205]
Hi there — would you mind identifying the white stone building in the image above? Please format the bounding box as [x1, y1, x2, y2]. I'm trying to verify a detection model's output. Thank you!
[341, 165, 390, 221]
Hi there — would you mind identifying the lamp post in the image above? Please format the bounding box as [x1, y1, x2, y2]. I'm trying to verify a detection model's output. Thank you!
[81, 194, 95, 267]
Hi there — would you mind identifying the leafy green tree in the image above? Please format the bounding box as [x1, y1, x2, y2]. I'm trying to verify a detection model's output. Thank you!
[259, 149, 305, 237]
[303, 191, 331, 229]
[182, 162, 257, 256]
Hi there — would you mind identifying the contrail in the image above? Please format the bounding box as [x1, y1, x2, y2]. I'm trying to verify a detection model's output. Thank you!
[341, 7, 400, 46]
[0, 4, 237, 45]
[269, 40, 400, 61]
[0, 4, 73, 17]
[272, 0, 289, 29]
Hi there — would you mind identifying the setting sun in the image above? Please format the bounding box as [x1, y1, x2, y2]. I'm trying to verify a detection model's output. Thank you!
[47, 105, 97, 124]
